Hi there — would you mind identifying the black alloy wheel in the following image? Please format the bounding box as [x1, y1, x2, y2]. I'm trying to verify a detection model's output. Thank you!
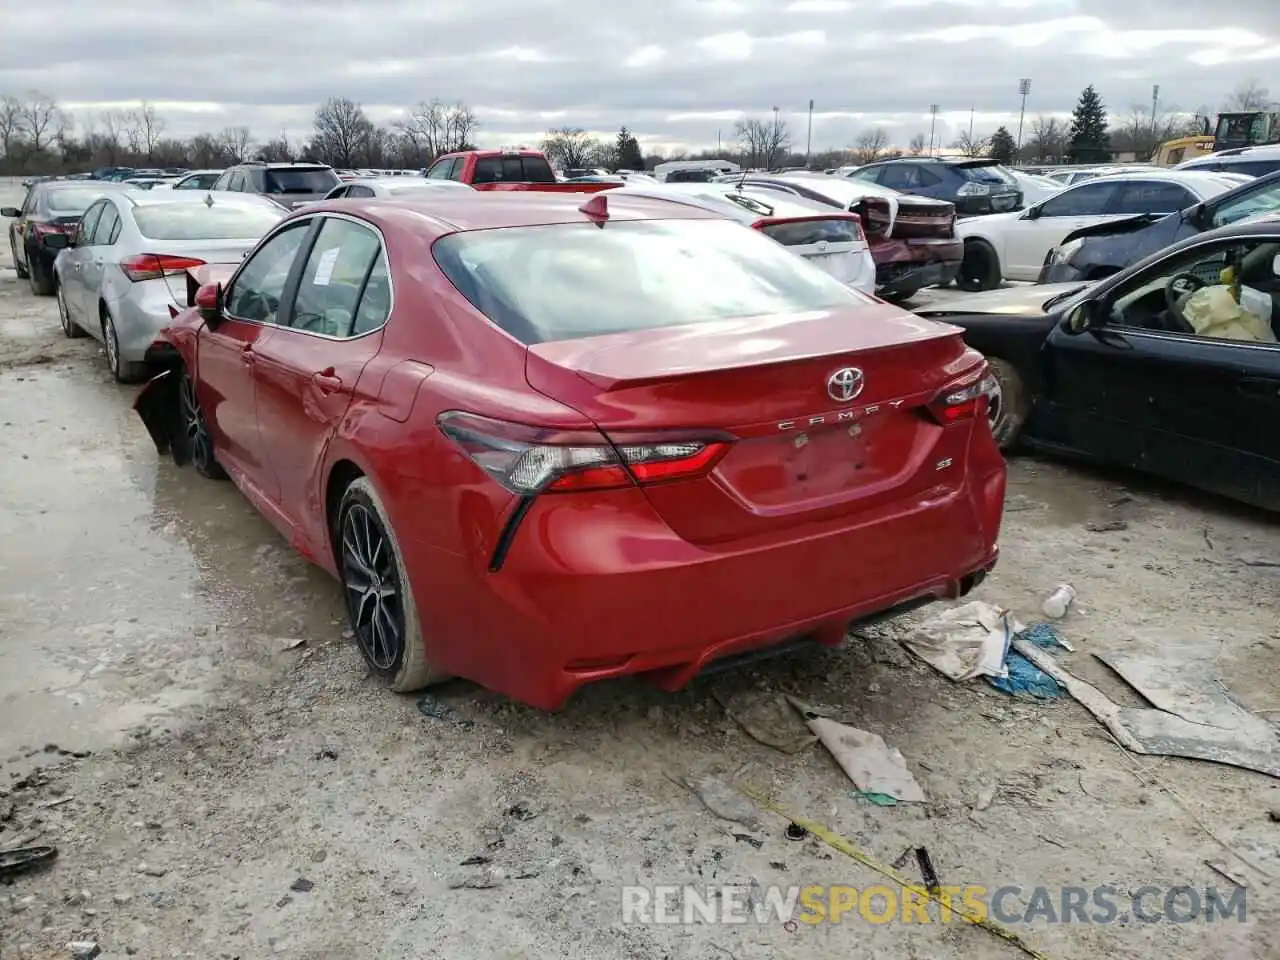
[179, 371, 227, 480]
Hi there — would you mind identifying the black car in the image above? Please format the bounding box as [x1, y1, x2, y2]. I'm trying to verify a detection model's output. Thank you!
[2, 181, 134, 295]
[211, 161, 341, 210]
[847, 157, 1023, 216]
[1041, 170, 1280, 284]
[915, 217, 1280, 511]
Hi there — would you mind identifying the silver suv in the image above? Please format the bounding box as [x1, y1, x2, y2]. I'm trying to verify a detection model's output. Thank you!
[211, 161, 341, 210]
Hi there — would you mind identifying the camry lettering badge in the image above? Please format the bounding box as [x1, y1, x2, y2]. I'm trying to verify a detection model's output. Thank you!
[827, 367, 865, 403]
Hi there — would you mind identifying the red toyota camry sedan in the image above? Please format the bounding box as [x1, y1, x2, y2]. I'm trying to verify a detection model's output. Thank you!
[135, 191, 1006, 709]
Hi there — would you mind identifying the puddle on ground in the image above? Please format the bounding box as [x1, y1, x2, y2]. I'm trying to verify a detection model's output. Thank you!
[0, 362, 344, 768]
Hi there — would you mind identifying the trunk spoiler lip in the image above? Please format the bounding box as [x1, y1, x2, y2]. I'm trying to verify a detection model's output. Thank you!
[525, 308, 962, 391]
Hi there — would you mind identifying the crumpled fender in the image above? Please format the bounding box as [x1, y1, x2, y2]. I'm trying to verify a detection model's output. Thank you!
[134, 329, 189, 464]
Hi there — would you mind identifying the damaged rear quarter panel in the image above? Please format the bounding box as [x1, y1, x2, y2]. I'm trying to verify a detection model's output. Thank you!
[934, 313, 1057, 397]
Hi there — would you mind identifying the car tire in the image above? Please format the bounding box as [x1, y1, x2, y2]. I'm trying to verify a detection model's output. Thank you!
[28, 259, 55, 296]
[177, 369, 228, 480]
[57, 283, 85, 338]
[337, 476, 447, 694]
[958, 239, 1001, 292]
[10, 239, 29, 279]
[986, 357, 1029, 450]
[880, 287, 920, 304]
[101, 308, 148, 383]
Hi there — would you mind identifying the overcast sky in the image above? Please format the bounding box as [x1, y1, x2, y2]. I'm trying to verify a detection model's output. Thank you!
[3, 0, 1278, 153]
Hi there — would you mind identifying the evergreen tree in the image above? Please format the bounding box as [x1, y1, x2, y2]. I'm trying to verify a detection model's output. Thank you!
[1067, 85, 1112, 164]
[989, 126, 1016, 164]
[615, 126, 644, 171]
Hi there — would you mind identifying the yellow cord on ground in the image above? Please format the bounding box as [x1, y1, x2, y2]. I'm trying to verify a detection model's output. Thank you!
[741, 786, 1050, 960]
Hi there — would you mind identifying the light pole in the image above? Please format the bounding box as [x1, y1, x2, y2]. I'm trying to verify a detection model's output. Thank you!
[928, 104, 939, 156]
[771, 105, 780, 169]
[1150, 83, 1160, 149]
[1015, 78, 1032, 164]
[806, 98, 814, 166]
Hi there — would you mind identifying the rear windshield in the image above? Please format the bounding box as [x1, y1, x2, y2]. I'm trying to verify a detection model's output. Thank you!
[134, 203, 284, 240]
[760, 218, 863, 246]
[957, 163, 1017, 185]
[433, 219, 861, 344]
[45, 188, 113, 213]
[263, 167, 340, 194]
[472, 156, 556, 184]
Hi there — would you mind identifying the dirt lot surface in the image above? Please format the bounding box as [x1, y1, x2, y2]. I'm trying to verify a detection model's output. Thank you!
[2, 182, 1279, 959]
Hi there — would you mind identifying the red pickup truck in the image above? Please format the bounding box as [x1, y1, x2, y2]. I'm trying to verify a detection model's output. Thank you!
[422, 149, 614, 193]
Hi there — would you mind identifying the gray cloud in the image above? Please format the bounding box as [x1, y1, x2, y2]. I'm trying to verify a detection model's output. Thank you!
[2, 0, 1277, 151]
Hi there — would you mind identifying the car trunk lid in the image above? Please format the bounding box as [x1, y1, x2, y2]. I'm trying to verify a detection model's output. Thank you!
[525, 305, 981, 544]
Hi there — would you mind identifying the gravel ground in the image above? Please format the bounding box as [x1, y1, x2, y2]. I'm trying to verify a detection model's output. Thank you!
[2, 182, 1279, 960]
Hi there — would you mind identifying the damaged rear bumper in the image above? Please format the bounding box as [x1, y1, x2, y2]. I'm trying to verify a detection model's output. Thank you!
[134, 366, 184, 462]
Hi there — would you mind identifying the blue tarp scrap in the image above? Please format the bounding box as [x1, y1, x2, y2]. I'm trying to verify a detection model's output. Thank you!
[986, 622, 1066, 699]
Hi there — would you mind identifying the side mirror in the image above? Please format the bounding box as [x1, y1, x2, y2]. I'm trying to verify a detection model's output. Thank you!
[195, 283, 224, 325]
[1184, 202, 1208, 228]
[1021, 204, 1041, 220]
[43, 233, 69, 250]
[1061, 300, 1100, 335]
[1273, 253, 1280, 277]
[0, 207, 20, 218]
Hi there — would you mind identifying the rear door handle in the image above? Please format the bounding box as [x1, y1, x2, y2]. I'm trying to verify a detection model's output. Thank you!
[1238, 376, 1280, 399]
[313, 370, 343, 393]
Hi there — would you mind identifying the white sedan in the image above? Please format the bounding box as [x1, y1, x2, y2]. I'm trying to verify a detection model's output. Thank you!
[321, 176, 473, 199]
[955, 171, 1244, 290]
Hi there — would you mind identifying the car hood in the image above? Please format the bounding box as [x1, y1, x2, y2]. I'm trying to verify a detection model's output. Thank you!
[915, 282, 1088, 317]
[1061, 212, 1169, 244]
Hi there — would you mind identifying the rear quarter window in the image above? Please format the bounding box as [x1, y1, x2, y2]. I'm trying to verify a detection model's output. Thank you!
[433, 218, 861, 345]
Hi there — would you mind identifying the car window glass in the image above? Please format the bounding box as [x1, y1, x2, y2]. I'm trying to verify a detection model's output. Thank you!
[91, 204, 120, 245]
[347, 185, 375, 198]
[1105, 239, 1280, 344]
[77, 202, 105, 246]
[878, 165, 922, 189]
[351, 250, 390, 336]
[426, 158, 455, 179]
[21, 188, 37, 215]
[1110, 182, 1197, 216]
[225, 222, 311, 325]
[289, 218, 382, 337]
[915, 166, 945, 186]
[1212, 181, 1280, 226]
[847, 167, 881, 184]
[1038, 181, 1120, 216]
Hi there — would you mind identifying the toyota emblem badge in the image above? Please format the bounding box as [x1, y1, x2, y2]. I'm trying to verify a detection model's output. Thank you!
[826, 367, 865, 403]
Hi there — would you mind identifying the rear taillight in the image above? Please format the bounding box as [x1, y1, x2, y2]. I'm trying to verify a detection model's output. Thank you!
[120, 254, 206, 282]
[926, 367, 999, 424]
[33, 223, 72, 239]
[438, 412, 731, 495]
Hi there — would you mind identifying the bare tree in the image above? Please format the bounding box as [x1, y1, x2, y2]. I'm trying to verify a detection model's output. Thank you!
[541, 127, 603, 169]
[16, 90, 69, 155]
[1114, 104, 1208, 158]
[851, 127, 890, 163]
[139, 101, 165, 160]
[734, 114, 791, 169]
[951, 130, 990, 157]
[1027, 115, 1068, 163]
[219, 126, 255, 162]
[257, 130, 296, 163]
[0, 96, 22, 158]
[908, 133, 926, 156]
[311, 97, 375, 167]
[394, 99, 478, 165]
[1224, 78, 1271, 112]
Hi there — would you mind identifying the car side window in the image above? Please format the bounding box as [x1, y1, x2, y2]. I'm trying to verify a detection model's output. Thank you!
[1104, 238, 1280, 344]
[287, 218, 383, 338]
[347, 185, 375, 198]
[877, 165, 922, 189]
[1109, 182, 1196, 216]
[92, 204, 120, 245]
[77, 201, 106, 246]
[1212, 180, 1280, 227]
[224, 222, 312, 325]
[212, 171, 232, 190]
[351, 250, 391, 336]
[326, 185, 348, 199]
[426, 158, 455, 179]
[847, 167, 882, 184]
[1038, 181, 1120, 217]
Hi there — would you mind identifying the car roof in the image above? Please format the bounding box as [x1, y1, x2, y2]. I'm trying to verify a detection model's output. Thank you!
[604, 183, 847, 222]
[299, 191, 724, 236]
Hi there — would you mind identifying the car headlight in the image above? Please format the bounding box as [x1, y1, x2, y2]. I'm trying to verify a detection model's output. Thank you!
[1052, 239, 1084, 264]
